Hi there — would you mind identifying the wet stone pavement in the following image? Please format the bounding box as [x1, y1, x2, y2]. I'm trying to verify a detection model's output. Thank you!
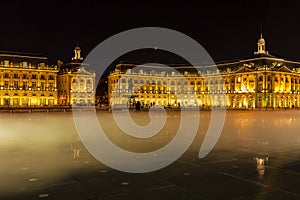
[0, 110, 300, 200]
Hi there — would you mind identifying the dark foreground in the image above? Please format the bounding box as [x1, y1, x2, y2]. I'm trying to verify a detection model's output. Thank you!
[0, 110, 300, 200]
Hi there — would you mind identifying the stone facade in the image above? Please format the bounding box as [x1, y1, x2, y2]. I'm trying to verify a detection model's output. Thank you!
[108, 35, 300, 109]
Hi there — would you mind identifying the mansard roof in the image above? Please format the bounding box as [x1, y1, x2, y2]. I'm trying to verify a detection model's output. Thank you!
[115, 54, 300, 75]
[217, 54, 300, 73]
[0, 50, 48, 66]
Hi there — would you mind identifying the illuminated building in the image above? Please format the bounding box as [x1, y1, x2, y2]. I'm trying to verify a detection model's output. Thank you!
[108, 34, 300, 109]
[57, 45, 95, 106]
[0, 51, 58, 106]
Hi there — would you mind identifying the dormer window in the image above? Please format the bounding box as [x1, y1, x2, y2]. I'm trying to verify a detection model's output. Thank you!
[4, 60, 9, 67]
[22, 62, 28, 68]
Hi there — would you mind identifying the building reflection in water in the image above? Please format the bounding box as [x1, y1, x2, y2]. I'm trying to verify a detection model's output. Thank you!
[254, 156, 269, 179]
[71, 137, 82, 159]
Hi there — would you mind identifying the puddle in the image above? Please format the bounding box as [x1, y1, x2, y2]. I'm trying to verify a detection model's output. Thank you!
[38, 193, 49, 198]
[99, 169, 108, 173]
[121, 181, 129, 186]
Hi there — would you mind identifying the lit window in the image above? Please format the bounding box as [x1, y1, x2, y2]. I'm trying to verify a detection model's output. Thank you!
[41, 82, 45, 90]
[23, 82, 27, 89]
[4, 81, 9, 89]
[22, 62, 28, 68]
[4, 60, 9, 67]
[32, 82, 36, 89]
[14, 81, 18, 89]
[49, 83, 53, 90]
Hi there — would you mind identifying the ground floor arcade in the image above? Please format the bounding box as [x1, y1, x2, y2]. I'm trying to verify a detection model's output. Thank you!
[110, 92, 300, 109]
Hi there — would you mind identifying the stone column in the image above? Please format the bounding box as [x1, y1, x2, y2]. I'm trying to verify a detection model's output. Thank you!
[1, 73, 3, 86]
[54, 74, 57, 89]
[234, 76, 237, 92]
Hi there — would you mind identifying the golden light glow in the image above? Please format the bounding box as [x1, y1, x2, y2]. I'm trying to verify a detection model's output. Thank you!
[108, 35, 300, 109]
[0, 46, 95, 107]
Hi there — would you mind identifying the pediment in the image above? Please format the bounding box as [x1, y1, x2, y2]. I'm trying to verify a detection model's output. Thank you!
[276, 66, 292, 73]
[76, 67, 94, 75]
[235, 66, 254, 73]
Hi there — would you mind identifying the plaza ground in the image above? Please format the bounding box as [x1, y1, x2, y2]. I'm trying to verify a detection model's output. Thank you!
[0, 110, 300, 200]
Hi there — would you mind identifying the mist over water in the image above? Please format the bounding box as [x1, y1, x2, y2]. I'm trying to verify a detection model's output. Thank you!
[1, 110, 300, 199]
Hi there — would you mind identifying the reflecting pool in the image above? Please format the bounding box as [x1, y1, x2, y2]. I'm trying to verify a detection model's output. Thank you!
[0, 110, 300, 200]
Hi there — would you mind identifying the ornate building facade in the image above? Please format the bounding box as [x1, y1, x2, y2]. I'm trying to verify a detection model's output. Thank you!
[57, 45, 96, 106]
[108, 35, 300, 109]
[0, 45, 95, 107]
[0, 52, 58, 106]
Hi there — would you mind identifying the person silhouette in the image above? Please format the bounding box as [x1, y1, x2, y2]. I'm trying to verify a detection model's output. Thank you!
[136, 101, 141, 111]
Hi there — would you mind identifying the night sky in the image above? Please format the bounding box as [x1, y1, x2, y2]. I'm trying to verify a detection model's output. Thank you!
[1, 0, 300, 65]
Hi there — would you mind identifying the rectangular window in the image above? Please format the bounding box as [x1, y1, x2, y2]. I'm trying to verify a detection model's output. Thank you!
[4, 81, 9, 89]
[13, 73, 18, 78]
[41, 82, 45, 90]
[32, 82, 36, 89]
[49, 82, 53, 90]
[258, 84, 262, 92]
[32, 74, 37, 79]
[14, 81, 18, 89]
[23, 82, 27, 90]
[4, 73, 9, 78]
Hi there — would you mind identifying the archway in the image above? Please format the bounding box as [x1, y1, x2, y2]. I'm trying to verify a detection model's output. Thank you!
[240, 95, 248, 108]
